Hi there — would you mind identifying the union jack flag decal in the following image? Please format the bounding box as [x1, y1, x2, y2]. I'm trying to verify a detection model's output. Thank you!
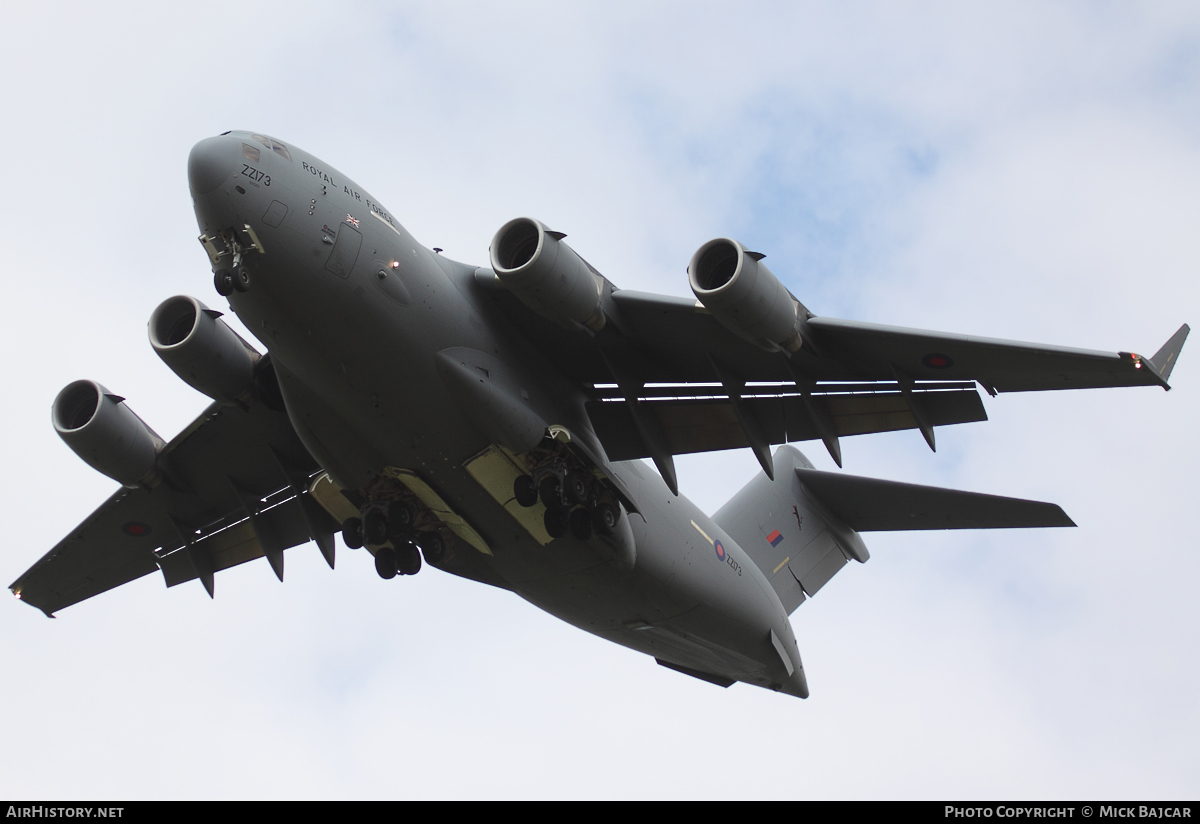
[346, 214, 360, 228]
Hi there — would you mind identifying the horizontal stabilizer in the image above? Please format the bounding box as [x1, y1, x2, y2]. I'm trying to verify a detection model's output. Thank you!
[795, 468, 1075, 531]
[1149, 323, 1189, 386]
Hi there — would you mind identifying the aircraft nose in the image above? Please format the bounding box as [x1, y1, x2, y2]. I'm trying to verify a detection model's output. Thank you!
[188, 135, 237, 195]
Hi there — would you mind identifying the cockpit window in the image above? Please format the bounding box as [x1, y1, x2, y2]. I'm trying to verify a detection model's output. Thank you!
[251, 134, 291, 161]
[242, 143, 261, 162]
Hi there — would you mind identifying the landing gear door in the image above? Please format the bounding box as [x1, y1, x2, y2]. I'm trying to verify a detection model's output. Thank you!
[325, 223, 362, 278]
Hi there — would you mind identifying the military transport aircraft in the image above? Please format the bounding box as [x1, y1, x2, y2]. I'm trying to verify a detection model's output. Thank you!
[11, 131, 1188, 698]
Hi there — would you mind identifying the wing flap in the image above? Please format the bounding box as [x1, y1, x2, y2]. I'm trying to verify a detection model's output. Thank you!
[586, 388, 986, 462]
[156, 496, 317, 587]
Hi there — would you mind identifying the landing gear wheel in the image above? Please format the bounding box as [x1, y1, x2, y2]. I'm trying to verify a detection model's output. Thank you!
[569, 507, 594, 541]
[363, 509, 389, 545]
[538, 476, 561, 508]
[374, 546, 398, 579]
[418, 532, 446, 566]
[564, 471, 591, 505]
[214, 269, 235, 297]
[342, 517, 364, 549]
[397, 542, 422, 575]
[593, 502, 619, 536]
[232, 267, 251, 292]
[513, 475, 537, 508]
[387, 500, 414, 531]
[544, 507, 567, 539]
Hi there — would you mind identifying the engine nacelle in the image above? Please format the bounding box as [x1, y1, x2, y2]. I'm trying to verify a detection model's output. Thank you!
[489, 217, 606, 332]
[688, 238, 812, 354]
[52, 380, 163, 488]
[149, 295, 258, 406]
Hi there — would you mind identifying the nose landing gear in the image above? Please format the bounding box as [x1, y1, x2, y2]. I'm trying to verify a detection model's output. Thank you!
[214, 269, 235, 296]
[202, 226, 261, 297]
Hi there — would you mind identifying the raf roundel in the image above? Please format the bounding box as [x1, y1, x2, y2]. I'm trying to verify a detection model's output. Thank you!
[921, 353, 955, 369]
[121, 522, 151, 537]
[714, 539, 726, 561]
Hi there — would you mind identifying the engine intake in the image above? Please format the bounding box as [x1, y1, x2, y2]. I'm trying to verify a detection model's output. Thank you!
[490, 217, 606, 332]
[52, 380, 163, 487]
[688, 238, 811, 354]
[149, 295, 258, 405]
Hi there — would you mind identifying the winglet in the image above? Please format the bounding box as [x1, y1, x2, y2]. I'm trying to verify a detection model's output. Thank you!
[1149, 323, 1189, 387]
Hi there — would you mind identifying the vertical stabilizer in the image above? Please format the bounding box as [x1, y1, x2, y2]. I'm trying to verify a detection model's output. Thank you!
[712, 446, 866, 616]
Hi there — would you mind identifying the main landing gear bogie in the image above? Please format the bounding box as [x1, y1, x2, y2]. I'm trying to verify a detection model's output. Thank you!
[514, 464, 621, 542]
[340, 494, 443, 580]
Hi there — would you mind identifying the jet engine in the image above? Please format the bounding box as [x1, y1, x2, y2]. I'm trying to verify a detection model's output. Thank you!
[688, 238, 813, 354]
[489, 217, 606, 332]
[149, 295, 258, 406]
[52, 380, 163, 488]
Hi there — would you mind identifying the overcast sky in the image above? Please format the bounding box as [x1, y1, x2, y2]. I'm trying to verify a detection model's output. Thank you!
[2, 1, 1198, 800]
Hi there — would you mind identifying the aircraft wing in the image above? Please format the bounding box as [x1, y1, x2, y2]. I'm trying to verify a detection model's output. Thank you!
[802, 316, 1190, 393]
[10, 397, 338, 617]
[604, 291, 1188, 392]
[475, 277, 1187, 485]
